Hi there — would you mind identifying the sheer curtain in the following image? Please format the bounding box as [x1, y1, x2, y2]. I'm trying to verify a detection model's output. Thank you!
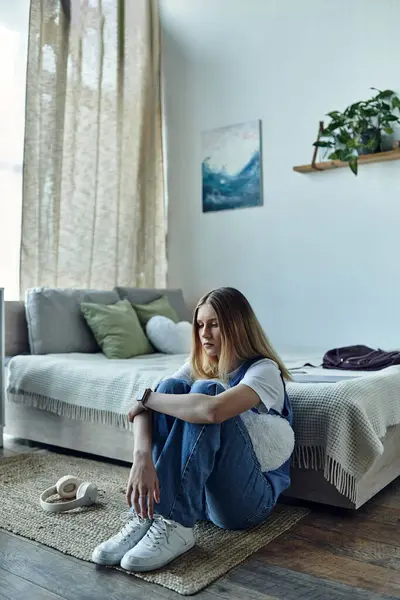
[20, 0, 166, 295]
[0, 1, 29, 300]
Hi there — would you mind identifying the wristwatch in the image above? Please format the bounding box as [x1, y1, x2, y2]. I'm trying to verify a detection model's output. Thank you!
[137, 388, 152, 410]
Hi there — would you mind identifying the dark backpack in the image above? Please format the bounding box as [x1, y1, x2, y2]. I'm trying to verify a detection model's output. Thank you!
[323, 345, 400, 371]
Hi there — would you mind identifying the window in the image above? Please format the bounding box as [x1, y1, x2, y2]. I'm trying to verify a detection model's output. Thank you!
[0, 2, 29, 300]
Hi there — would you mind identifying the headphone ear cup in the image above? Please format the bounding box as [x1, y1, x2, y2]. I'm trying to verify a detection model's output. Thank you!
[56, 476, 82, 499]
[76, 482, 98, 506]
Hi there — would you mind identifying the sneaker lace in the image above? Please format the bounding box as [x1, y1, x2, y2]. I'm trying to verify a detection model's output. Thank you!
[118, 512, 148, 541]
[141, 515, 177, 549]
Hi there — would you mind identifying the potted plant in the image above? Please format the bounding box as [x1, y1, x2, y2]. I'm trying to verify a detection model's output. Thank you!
[313, 88, 400, 175]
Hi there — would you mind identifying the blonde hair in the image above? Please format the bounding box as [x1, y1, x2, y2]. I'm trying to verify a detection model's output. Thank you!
[190, 287, 291, 382]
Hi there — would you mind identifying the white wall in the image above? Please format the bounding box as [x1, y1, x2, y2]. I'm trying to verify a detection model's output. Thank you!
[160, 0, 400, 354]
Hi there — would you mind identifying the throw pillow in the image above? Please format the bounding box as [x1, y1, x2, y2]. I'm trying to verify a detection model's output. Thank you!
[115, 287, 192, 322]
[146, 316, 192, 354]
[81, 299, 153, 359]
[25, 287, 120, 354]
[133, 295, 179, 328]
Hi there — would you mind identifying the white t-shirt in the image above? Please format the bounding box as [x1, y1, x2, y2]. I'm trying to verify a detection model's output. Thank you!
[170, 358, 285, 415]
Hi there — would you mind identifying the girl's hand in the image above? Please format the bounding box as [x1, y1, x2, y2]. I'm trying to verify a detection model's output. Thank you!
[127, 402, 146, 422]
[126, 455, 160, 519]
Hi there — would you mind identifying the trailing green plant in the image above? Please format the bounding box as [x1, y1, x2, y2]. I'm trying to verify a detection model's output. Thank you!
[313, 88, 400, 175]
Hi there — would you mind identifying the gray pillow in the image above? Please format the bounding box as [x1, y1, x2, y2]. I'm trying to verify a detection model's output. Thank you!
[25, 287, 120, 354]
[5, 301, 30, 357]
[114, 287, 192, 323]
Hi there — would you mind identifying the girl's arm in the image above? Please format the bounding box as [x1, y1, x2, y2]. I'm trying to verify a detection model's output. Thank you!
[133, 410, 153, 458]
[137, 361, 284, 424]
[142, 385, 260, 424]
[126, 411, 160, 518]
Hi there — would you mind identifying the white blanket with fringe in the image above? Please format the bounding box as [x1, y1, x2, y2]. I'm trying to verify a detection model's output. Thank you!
[6, 353, 188, 429]
[287, 366, 400, 501]
[6, 354, 400, 502]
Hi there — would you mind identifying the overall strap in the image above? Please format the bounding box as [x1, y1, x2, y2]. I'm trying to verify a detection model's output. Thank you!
[228, 357, 264, 388]
[275, 373, 292, 422]
[229, 356, 292, 422]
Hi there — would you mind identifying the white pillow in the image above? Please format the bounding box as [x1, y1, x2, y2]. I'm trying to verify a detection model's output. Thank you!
[240, 411, 295, 471]
[146, 316, 192, 354]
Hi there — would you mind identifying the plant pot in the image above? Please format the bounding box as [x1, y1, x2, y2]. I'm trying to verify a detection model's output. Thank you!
[358, 128, 381, 155]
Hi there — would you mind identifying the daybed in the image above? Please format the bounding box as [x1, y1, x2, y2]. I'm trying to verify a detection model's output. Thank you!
[3, 287, 400, 509]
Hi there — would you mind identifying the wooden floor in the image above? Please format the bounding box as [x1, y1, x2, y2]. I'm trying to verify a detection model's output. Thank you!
[1, 436, 400, 600]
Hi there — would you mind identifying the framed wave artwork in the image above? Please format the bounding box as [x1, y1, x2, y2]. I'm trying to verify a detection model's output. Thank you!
[202, 119, 263, 213]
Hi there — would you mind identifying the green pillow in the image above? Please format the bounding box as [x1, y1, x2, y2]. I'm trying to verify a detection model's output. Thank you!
[81, 299, 153, 359]
[133, 295, 179, 328]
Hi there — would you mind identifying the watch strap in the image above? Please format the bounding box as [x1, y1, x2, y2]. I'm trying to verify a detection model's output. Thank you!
[138, 388, 152, 410]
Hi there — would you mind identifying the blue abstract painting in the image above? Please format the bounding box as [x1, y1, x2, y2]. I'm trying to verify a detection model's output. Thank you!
[202, 120, 263, 213]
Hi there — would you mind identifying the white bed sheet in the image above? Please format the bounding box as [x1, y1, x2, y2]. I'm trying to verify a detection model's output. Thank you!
[282, 352, 366, 383]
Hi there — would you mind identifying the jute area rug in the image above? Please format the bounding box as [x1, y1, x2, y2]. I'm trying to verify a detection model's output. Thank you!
[0, 452, 309, 595]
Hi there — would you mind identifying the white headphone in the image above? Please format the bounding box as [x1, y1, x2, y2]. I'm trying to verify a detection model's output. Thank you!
[40, 475, 98, 513]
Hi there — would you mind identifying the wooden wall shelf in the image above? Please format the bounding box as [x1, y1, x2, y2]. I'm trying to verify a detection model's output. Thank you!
[293, 149, 400, 173]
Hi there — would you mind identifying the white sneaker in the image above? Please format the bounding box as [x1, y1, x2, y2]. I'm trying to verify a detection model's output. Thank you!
[92, 512, 152, 565]
[120, 516, 195, 572]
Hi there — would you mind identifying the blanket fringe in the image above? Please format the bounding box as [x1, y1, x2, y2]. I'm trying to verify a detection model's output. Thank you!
[7, 389, 133, 432]
[292, 445, 325, 470]
[292, 445, 357, 503]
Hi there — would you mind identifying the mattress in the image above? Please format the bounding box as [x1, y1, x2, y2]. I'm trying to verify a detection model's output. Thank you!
[282, 352, 365, 383]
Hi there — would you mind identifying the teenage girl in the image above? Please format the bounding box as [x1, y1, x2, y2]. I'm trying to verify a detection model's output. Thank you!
[92, 287, 293, 572]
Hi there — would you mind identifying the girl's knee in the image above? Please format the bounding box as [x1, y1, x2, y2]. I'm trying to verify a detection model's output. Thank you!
[156, 378, 191, 394]
[211, 510, 269, 531]
[191, 379, 225, 396]
[210, 515, 244, 531]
